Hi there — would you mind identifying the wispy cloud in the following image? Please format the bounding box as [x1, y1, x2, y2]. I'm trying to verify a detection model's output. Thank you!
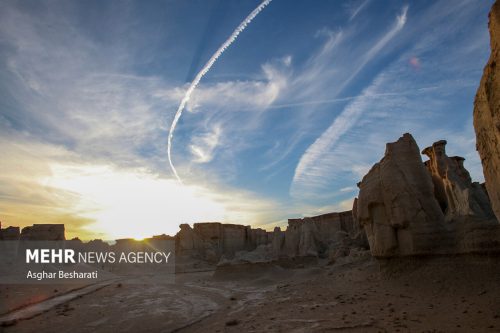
[0, 0, 492, 237]
[348, 0, 371, 21]
[189, 124, 222, 163]
[0, 0, 284, 238]
[291, 6, 409, 197]
[337, 5, 408, 94]
[167, 0, 273, 182]
[290, 0, 490, 201]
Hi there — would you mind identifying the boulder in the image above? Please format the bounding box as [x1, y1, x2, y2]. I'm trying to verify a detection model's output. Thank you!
[474, 1, 500, 221]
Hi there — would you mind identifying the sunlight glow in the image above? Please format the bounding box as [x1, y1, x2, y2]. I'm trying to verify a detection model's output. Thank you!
[44, 164, 227, 240]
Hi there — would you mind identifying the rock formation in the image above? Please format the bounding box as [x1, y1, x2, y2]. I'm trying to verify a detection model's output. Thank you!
[271, 226, 285, 254]
[0, 222, 20, 240]
[356, 133, 447, 257]
[19, 224, 65, 241]
[356, 133, 500, 258]
[277, 211, 366, 258]
[175, 210, 367, 265]
[422, 140, 493, 220]
[248, 211, 368, 262]
[175, 222, 271, 263]
[474, 1, 500, 221]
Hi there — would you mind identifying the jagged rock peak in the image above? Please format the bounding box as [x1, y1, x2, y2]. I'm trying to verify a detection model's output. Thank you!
[422, 140, 494, 220]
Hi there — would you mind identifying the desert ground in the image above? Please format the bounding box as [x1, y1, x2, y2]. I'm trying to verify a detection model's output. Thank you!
[1, 253, 500, 333]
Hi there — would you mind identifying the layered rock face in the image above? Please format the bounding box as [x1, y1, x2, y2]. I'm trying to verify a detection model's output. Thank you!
[474, 1, 500, 221]
[356, 133, 499, 258]
[176, 222, 271, 263]
[422, 140, 493, 220]
[357, 134, 447, 257]
[274, 211, 368, 258]
[177, 211, 366, 264]
[19, 224, 65, 241]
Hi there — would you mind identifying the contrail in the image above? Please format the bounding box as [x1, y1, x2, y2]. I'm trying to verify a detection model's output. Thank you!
[167, 0, 273, 182]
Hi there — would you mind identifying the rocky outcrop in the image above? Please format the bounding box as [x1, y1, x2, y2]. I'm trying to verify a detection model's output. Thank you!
[176, 210, 366, 264]
[249, 228, 271, 247]
[175, 222, 271, 263]
[422, 140, 493, 220]
[274, 211, 368, 258]
[20, 224, 65, 241]
[357, 133, 447, 257]
[474, 1, 500, 221]
[356, 133, 499, 258]
[272, 226, 285, 254]
[0, 222, 20, 240]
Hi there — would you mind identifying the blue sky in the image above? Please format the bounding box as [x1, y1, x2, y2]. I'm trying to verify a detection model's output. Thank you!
[0, 0, 494, 239]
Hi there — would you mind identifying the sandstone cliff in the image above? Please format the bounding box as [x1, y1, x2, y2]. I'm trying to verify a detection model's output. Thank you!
[474, 1, 500, 221]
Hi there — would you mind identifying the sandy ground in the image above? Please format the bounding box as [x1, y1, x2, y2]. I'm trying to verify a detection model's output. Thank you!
[2, 255, 500, 332]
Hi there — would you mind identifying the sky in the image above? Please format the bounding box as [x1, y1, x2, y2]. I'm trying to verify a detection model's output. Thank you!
[0, 0, 494, 240]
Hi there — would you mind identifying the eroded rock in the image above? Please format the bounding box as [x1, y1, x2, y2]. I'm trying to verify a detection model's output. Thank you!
[422, 140, 493, 220]
[357, 133, 447, 257]
[474, 1, 500, 221]
[275, 211, 368, 258]
[176, 222, 272, 263]
[356, 133, 499, 258]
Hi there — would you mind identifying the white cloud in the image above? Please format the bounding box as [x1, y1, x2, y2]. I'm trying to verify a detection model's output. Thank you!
[290, 0, 489, 200]
[189, 124, 222, 163]
[337, 5, 408, 95]
[0, 131, 283, 239]
[347, 0, 371, 21]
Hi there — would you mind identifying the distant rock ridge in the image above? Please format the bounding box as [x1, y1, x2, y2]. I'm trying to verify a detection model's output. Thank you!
[0, 222, 20, 240]
[20, 224, 65, 241]
[274, 211, 367, 258]
[0, 222, 65, 241]
[176, 222, 272, 263]
[355, 133, 499, 258]
[176, 211, 369, 265]
[473, 0, 500, 221]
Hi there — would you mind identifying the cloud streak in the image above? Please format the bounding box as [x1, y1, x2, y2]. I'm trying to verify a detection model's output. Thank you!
[290, 1, 489, 201]
[348, 0, 371, 21]
[292, 6, 409, 194]
[337, 5, 408, 94]
[167, 0, 273, 182]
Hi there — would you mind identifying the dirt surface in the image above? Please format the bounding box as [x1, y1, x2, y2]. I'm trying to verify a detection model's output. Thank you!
[2, 255, 500, 332]
[0, 283, 89, 315]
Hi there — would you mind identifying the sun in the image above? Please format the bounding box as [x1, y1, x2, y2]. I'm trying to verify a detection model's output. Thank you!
[44, 164, 227, 240]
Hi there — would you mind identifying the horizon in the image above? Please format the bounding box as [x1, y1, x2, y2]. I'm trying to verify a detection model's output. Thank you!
[0, 0, 495, 240]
